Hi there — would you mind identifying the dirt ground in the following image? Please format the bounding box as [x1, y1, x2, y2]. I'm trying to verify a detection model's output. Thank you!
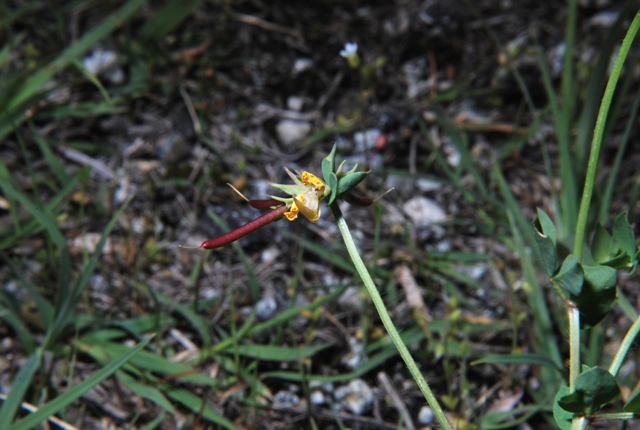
[2, 0, 640, 429]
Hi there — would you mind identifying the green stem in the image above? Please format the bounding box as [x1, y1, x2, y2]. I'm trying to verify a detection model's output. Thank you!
[571, 416, 587, 430]
[568, 306, 580, 390]
[609, 316, 640, 378]
[573, 11, 640, 260]
[568, 13, 640, 430]
[330, 203, 453, 430]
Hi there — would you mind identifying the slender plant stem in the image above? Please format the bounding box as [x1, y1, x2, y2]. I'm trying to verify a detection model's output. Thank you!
[568, 12, 640, 430]
[573, 11, 640, 260]
[568, 306, 580, 390]
[571, 416, 587, 430]
[609, 316, 640, 377]
[330, 203, 452, 430]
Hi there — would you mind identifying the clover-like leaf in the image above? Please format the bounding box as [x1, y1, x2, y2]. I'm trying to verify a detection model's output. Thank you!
[591, 223, 615, 266]
[536, 208, 557, 244]
[552, 254, 583, 297]
[624, 388, 640, 413]
[613, 212, 635, 259]
[532, 209, 558, 276]
[592, 212, 637, 270]
[576, 265, 617, 327]
[553, 385, 574, 430]
[558, 367, 620, 415]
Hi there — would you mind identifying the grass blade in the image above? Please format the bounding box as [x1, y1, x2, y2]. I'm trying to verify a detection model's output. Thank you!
[234, 343, 332, 361]
[0, 179, 66, 248]
[164, 386, 235, 429]
[48, 197, 132, 347]
[0, 351, 41, 425]
[8, 336, 152, 430]
[0, 0, 148, 140]
[138, 0, 204, 42]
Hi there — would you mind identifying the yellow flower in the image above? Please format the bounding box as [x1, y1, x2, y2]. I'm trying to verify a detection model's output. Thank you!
[302, 171, 325, 193]
[284, 171, 325, 222]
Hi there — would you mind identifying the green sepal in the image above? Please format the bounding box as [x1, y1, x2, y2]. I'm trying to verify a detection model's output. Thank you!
[342, 162, 359, 177]
[337, 171, 370, 195]
[327, 172, 339, 205]
[322, 144, 337, 185]
[284, 167, 305, 186]
[558, 367, 620, 415]
[270, 182, 306, 197]
[270, 195, 293, 204]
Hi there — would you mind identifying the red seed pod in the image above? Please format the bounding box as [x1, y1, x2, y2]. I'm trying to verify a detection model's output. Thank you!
[247, 199, 285, 209]
[200, 205, 287, 249]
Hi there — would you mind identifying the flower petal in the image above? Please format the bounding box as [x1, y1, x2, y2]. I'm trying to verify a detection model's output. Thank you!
[294, 190, 321, 222]
[284, 202, 299, 221]
[301, 171, 325, 192]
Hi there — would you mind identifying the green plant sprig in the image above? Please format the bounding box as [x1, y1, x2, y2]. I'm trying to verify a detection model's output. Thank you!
[330, 202, 453, 430]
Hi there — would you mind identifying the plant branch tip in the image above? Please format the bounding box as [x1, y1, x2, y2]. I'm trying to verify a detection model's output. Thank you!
[374, 187, 394, 203]
[227, 183, 250, 202]
[178, 244, 203, 250]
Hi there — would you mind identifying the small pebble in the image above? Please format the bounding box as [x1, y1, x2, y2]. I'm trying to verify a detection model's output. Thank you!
[334, 379, 374, 415]
[292, 58, 313, 75]
[156, 132, 190, 164]
[276, 120, 312, 146]
[337, 286, 363, 310]
[255, 295, 277, 320]
[273, 390, 300, 407]
[589, 10, 619, 28]
[353, 128, 381, 152]
[310, 389, 326, 405]
[90, 275, 108, 292]
[341, 337, 366, 370]
[82, 50, 124, 84]
[402, 196, 447, 227]
[418, 405, 435, 424]
[287, 96, 304, 112]
[260, 247, 280, 264]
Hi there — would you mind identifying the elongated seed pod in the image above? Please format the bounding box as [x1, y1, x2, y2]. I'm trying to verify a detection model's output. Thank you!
[247, 199, 285, 209]
[200, 205, 287, 249]
[342, 192, 374, 207]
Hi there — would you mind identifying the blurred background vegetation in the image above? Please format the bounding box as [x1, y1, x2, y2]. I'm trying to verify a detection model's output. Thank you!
[1, 0, 639, 428]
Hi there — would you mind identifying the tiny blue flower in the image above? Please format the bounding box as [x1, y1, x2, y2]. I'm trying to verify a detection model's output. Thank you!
[340, 42, 358, 58]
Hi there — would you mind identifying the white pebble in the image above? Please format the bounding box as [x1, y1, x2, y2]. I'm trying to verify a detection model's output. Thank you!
[334, 379, 373, 415]
[255, 295, 277, 320]
[276, 120, 312, 146]
[418, 406, 435, 424]
[403, 196, 447, 227]
[287, 96, 304, 112]
[292, 58, 313, 74]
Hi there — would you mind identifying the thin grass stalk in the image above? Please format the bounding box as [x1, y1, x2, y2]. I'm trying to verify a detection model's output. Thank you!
[330, 202, 453, 430]
[608, 316, 640, 378]
[598, 67, 640, 223]
[558, 0, 579, 233]
[573, 11, 640, 259]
